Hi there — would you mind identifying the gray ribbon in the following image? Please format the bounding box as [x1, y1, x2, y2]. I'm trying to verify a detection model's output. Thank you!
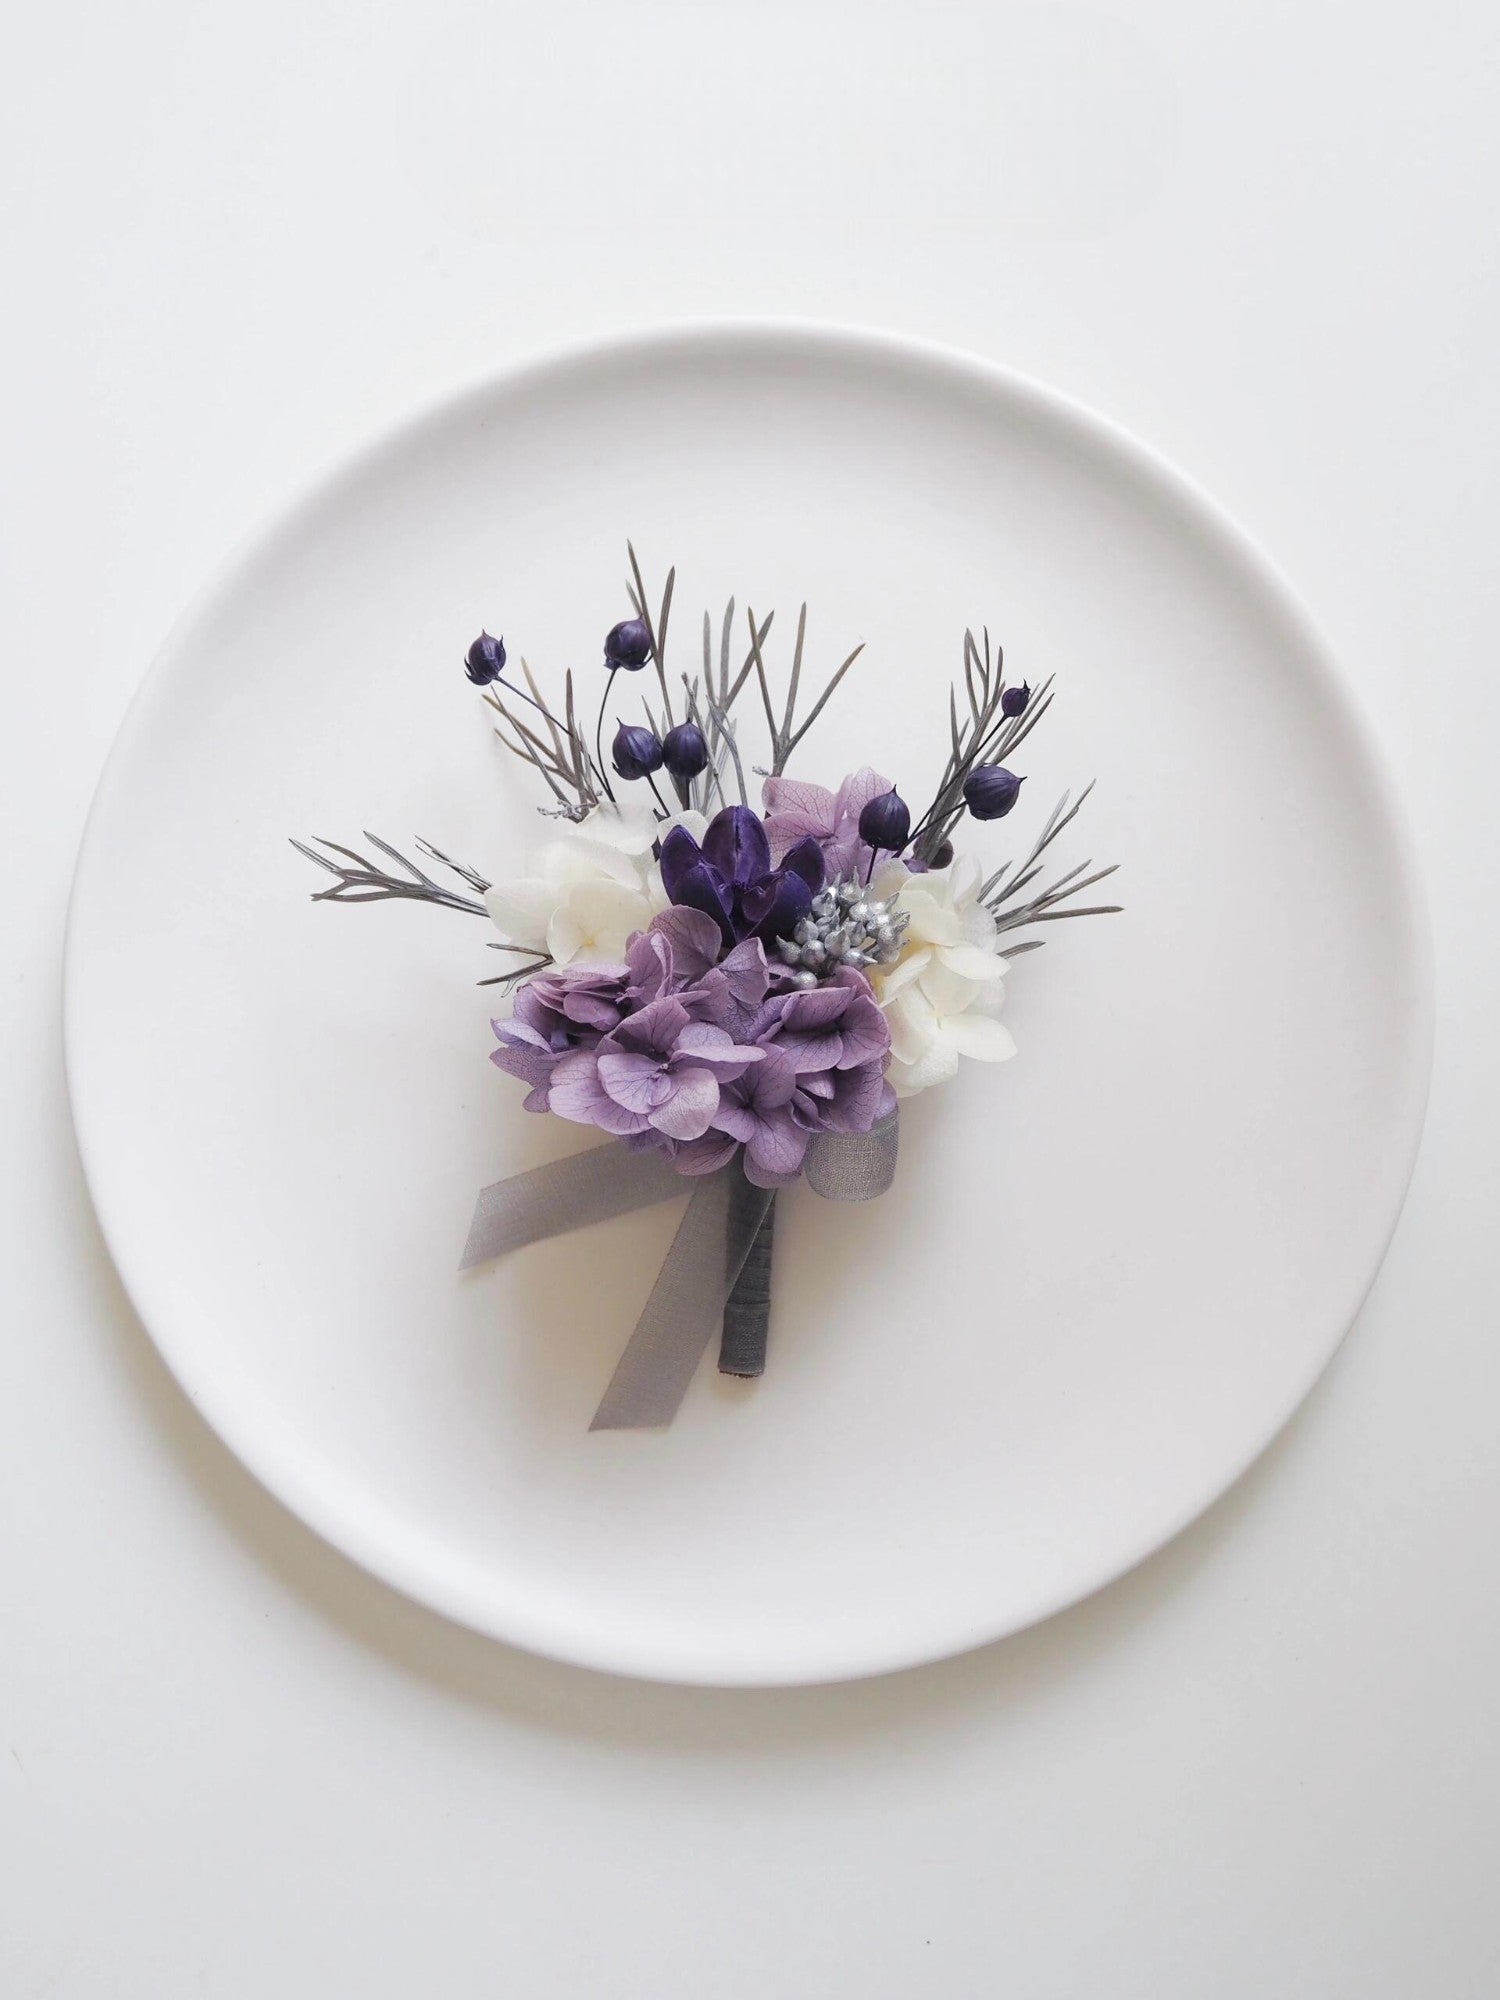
[462, 1111, 899, 1430]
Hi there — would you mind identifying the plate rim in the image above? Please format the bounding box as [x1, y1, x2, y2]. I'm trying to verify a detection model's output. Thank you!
[63, 319, 1435, 1686]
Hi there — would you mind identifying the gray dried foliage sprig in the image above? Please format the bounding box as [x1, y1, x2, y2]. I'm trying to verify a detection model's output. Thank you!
[744, 601, 866, 777]
[292, 547, 1118, 981]
[983, 785, 1121, 954]
[291, 833, 490, 916]
[909, 628, 1054, 865]
[291, 833, 557, 988]
[481, 656, 600, 819]
[686, 595, 776, 810]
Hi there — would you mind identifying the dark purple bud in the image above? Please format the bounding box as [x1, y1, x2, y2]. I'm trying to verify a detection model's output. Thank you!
[611, 722, 663, 782]
[661, 721, 709, 782]
[780, 833, 827, 893]
[1001, 681, 1031, 719]
[657, 824, 705, 903]
[741, 869, 813, 946]
[702, 804, 771, 888]
[464, 631, 506, 685]
[604, 618, 653, 671]
[858, 787, 911, 854]
[929, 837, 955, 868]
[963, 765, 1025, 821]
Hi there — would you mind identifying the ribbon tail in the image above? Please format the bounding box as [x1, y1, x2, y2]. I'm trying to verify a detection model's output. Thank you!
[590, 1169, 775, 1431]
[460, 1142, 686, 1269]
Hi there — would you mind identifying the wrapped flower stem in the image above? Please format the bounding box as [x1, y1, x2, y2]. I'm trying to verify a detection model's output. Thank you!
[719, 1182, 776, 1378]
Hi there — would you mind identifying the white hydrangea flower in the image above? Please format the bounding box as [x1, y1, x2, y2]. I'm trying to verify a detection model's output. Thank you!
[483, 802, 707, 967]
[867, 855, 1016, 1096]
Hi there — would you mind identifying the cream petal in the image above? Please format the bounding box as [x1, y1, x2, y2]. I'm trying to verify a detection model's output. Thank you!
[869, 858, 911, 901]
[897, 887, 962, 947]
[936, 940, 1006, 983]
[559, 881, 654, 961]
[575, 801, 661, 854]
[539, 834, 646, 889]
[546, 907, 586, 966]
[890, 1039, 961, 1096]
[959, 899, 1000, 950]
[884, 989, 939, 1066]
[482, 878, 556, 949]
[920, 961, 990, 1016]
[945, 1013, 1018, 1062]
[661, 807, 709, 845]
[948, 853, 984, 905]
[874, 944, 933, 1000]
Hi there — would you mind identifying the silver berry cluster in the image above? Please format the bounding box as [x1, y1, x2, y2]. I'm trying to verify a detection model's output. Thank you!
[775, 877, 909, 987]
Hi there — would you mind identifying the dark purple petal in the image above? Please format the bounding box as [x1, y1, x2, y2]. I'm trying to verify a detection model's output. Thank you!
[741, 868, 812, 945]
[657, 824, 704, 902]
[702, 804, 771, 888]
[779, 835, 827, 893]
[669, 859, 735, 946]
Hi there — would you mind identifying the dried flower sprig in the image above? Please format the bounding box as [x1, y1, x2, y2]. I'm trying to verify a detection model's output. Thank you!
[908, 629, 1052, 864]
[295, 548, 1118, 971]
[982, 783, 1122, 945]
[291, 833, 490, 915]
[744, 602, 867, 778]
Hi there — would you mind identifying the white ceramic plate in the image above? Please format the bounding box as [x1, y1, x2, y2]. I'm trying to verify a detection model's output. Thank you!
[66, 326, 1431, 1686]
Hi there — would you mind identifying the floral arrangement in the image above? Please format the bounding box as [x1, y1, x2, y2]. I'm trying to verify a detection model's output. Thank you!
[295, 548, 1118, 1428]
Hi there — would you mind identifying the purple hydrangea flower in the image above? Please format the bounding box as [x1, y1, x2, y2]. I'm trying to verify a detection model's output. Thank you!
[697, 949, 895, 1186]
[548, 995, 764, 1143]
[622, 905, 722, 1004]
[490, 914, 894, 1185]
[489, 962, 636, 1107]
[711, 1045, 807, 1184]
[761, 767, 892, 881]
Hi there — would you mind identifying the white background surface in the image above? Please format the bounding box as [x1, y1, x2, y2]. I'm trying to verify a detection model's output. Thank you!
[3, 1, 1496, 1992]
